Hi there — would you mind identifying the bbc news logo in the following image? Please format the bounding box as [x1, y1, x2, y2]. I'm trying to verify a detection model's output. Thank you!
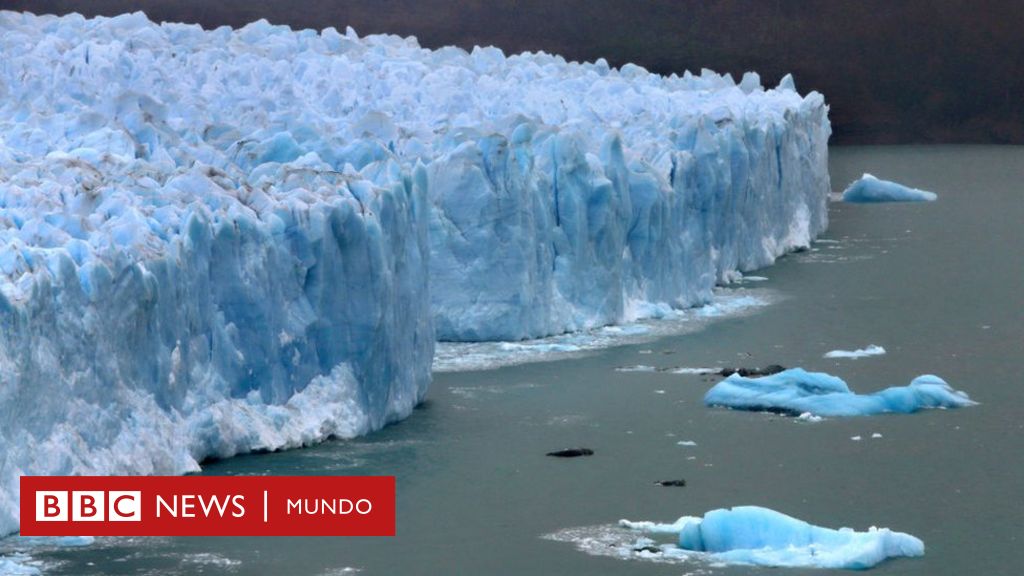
[36, 491, 141, 522]
[21, 476, 394, 536]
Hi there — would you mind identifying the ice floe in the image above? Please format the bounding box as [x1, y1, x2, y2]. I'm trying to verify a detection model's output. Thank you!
[705, 368, 976, 416]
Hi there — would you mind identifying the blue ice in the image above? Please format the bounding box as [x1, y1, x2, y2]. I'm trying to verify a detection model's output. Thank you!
[842, 174, 937, 203]
[623, 505, 924, 569]
[0, 556, 39, 575]
[704, 368, 975, 416]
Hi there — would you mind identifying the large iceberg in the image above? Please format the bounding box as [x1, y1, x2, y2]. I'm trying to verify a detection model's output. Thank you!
[842, 174, 937, 203]
[0, 10, 831, 534]
[704, 368, 976, 416]
[622, 506, 924, 569]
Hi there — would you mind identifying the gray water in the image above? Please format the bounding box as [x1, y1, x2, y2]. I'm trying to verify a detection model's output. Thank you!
[21, 146, 1024, 575]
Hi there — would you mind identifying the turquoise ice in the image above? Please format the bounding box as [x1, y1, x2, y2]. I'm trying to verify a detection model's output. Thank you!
[842, 174, 937, 202]
[622, 505, 924, 569]
[704, 368, 975, 416]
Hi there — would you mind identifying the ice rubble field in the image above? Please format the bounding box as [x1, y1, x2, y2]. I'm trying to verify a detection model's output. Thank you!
[704, 368, 976, 417]
[621, 506, 925, 569]
[842, 174, 937, 202]
[0, 10, 829, 534]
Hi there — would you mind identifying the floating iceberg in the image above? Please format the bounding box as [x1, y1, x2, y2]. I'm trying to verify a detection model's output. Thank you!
[0, 556, 39, 575]
[622, 506, 924, 569]
[842, 174, 937, 203]
[824, 344, 886, 359]
[704, 368, 975, 416]
[0, 9, 831, 534]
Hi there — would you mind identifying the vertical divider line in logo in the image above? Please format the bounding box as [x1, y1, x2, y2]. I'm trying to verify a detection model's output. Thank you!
[263, 490, 268, 523]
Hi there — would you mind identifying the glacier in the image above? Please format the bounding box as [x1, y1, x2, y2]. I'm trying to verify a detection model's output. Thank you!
[427, 67, 831, 341]
[621, 506, 924, 569]
[704, 368, 976, 416]
[842, 174, 937, 202]
[434, 290, 771, 372]
[0, 9, 831, 535]
[0, 11, 436, 536]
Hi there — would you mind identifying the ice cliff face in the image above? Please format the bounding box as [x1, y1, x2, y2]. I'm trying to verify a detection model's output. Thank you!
[428, 74, 830, 340]
[0, 10, 830, 534]
[0, 12, 435, 535]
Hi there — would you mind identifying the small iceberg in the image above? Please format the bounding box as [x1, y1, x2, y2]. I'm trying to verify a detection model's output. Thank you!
[824, 344, 886, 359]
[622, 505, 924, 569]
[0, 556, 39, 575]
[0, 535, 95, 574]
[842, 174, 937, 203]
[704, 368, 975, 417]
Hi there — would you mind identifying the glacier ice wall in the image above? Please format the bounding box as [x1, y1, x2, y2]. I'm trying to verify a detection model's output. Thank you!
[425, 62, 831, 341]
[0, 10, 831, 534]
[0, 12, 435, 535]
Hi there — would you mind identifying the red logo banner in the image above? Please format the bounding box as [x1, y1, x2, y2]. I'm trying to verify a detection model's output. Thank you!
[20, 476, 395, 536]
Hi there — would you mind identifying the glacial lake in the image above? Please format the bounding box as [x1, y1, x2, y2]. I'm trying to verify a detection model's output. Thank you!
[16, 146, 1024, 575]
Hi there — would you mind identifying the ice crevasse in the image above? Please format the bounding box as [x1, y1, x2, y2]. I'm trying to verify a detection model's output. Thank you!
[0, 10, 830, 534]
